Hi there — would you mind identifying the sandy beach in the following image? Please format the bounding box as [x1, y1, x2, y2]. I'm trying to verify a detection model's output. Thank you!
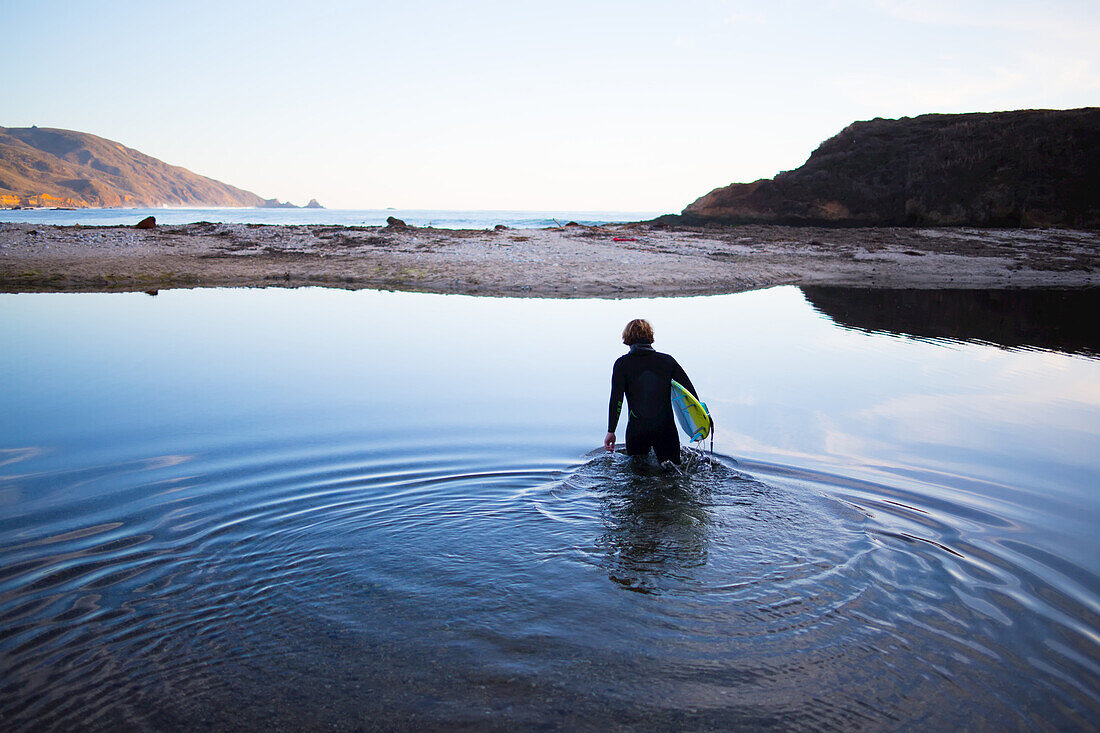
[1, 221, 1097, 297]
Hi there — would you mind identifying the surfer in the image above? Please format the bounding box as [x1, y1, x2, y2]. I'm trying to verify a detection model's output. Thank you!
[605, 318, 700, 465]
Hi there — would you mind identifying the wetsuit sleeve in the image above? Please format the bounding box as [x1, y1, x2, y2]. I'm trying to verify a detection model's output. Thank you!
[608, 359, 626, 433]
[670, 357, 699, 400]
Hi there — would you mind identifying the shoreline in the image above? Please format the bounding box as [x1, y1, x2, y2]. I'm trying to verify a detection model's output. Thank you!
[1, 222, 1097, 297]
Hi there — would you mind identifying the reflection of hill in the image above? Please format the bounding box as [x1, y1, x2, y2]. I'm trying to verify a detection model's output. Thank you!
[801, 287, 1100, 358]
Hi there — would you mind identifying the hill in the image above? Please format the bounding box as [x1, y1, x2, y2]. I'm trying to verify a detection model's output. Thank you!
[0, 126, 265, 208]
[683, 108, 1100, 228]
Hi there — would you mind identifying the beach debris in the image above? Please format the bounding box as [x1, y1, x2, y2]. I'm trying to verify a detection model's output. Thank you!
[135, 216, 156, 229]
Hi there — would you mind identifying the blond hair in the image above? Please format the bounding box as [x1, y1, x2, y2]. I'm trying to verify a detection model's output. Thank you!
[622, 318, 654, 345]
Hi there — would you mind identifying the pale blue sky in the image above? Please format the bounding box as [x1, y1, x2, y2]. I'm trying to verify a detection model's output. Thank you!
[3, 0, 1097, 210]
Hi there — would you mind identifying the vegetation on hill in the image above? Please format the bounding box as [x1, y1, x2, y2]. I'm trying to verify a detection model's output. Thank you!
[683, 108, 1100, 228]
[0, 126, 265, 208]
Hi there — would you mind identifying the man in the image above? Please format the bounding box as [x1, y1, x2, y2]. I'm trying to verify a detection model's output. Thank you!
[604, 318, 700, 465]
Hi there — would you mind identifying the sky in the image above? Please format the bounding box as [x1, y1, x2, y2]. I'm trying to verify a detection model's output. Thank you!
[3, 0, 1098, 211]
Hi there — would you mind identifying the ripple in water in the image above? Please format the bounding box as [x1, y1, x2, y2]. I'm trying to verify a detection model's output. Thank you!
[3, 439, 1096, 730]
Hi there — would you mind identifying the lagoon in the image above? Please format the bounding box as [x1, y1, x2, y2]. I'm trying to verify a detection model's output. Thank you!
[1, 286, 1098, 729]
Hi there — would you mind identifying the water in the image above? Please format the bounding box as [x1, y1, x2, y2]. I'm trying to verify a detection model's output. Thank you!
[1, 286, 1098, 730]
[0, 208, 662, 229]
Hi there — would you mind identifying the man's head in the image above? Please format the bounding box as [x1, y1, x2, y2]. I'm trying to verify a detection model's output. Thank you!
[622, 318, 655, 345]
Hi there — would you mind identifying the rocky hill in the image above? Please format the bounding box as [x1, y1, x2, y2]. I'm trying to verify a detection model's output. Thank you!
[683, 108, 1100, 228]
[0, 126, 266, 208]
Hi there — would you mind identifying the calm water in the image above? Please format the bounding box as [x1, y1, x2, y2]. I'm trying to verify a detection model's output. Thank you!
[1, 286, 1098, 730]
[0, 208, 661, 229]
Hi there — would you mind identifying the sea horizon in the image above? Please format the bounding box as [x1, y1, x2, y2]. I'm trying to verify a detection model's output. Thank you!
[0, 207, 668, 229]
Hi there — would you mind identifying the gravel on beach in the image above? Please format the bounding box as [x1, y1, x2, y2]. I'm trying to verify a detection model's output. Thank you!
[1, 221, 1097, 296]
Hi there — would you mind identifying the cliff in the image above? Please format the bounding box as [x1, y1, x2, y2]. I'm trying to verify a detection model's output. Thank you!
[683, 108, 1100, 228]
[0, 126, 265, 208]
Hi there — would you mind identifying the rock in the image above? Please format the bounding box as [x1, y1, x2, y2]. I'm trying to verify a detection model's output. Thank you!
[494, 224, 508, 231]
[305, 199, 324, 209]
[261, 198, 299, 209]
[135, 216, 156, 229]
[386, 216, 407, 228]
[682, 108, 1100, 228]
[565, 221, 580, 227]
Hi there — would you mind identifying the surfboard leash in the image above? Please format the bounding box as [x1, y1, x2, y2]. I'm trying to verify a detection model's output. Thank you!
[709, 415, 715, 461]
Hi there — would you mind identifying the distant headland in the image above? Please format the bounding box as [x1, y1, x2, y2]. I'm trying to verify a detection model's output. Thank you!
[0, 126, 321, 210]
[2, 108, 1099, 298]
[675, 108, 1100, 229]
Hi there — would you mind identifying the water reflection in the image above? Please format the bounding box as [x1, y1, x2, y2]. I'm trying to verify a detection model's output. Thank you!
[596, 456, 713, 594]
[801, 286, 1100, 357]
[560, 450, 867, 602]
[2, 286, 1099, 729]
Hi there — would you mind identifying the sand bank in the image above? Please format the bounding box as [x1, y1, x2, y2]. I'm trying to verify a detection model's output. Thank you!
[1, 221, 1097, 297]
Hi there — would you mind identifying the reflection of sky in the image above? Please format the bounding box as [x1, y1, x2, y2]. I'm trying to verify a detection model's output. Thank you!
[2, 286, 1098, 510]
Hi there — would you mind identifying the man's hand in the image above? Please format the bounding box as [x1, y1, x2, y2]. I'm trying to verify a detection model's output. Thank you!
[604, 432, 616, 452]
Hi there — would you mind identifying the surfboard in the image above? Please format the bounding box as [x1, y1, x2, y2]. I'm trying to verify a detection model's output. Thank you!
[671, 380, 712, 441]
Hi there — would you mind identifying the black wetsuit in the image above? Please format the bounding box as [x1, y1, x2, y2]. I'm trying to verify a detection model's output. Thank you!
[607, 344, 699, 464]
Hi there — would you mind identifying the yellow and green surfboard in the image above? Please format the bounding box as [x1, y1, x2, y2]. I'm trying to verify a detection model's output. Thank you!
[671, 380, 712, 442]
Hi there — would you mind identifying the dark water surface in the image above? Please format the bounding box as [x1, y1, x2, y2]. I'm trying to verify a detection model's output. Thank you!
[2, 287, 1098, 730]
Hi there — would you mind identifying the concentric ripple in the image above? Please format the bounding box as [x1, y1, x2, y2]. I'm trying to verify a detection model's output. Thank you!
[2, 437, 1097, 730]
[3, 286, 1099, 730]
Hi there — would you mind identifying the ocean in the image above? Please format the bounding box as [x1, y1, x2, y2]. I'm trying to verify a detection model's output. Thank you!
[0, 207, 665, 229]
